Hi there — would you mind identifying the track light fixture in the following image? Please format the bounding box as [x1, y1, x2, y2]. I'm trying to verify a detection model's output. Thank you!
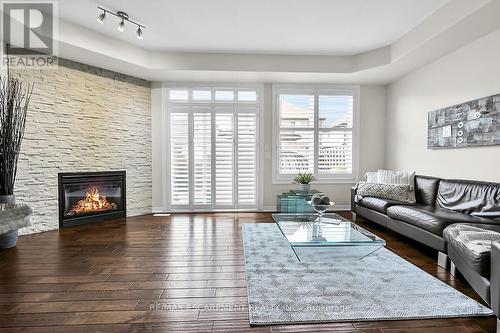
[96, 7, 145, 40]
[97, 11, 105, 24]
[116, 12, 127, 32]
[117, 18, 125, 32]
[136, 26, 143, 40]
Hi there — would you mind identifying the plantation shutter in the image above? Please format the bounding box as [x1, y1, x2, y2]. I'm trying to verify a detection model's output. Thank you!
[317, 95, 354, 175]
[215, 113, 234, 206]
[193, 112, 212, 205]
[167, 87, 260, 210]
[170, 112, 189, 205]
[278, 94, 315, 174]
[237, 112, 257, 206]
[275, 88, 356, 180]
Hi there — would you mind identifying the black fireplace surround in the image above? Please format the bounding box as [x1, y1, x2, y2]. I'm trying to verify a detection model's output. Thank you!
[58, 171, 126, 228]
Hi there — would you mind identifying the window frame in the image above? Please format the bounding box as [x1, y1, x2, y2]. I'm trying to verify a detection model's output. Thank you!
[163, 83, 264, 212]
[272, 84, 360, 184]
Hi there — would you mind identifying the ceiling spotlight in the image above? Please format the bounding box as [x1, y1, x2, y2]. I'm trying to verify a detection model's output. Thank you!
[97, 10, 106, 24]
[136, 26, 143, 39]
[116, 11, 128, 32]
[117, 19, 125, 32]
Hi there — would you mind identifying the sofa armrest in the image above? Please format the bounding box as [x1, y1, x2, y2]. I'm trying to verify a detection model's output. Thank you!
[351, 186, 358, 213]
[491, 240, 500, 316]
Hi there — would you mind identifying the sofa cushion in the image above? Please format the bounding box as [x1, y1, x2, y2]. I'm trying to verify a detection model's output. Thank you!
[357, 197, 405, 214]
[444, 224, 500, 278]
[437, 179, 500, 219]
[414, 175, 441, 206]
[356, 182, 415, 203]
[386, 205, 492, 236]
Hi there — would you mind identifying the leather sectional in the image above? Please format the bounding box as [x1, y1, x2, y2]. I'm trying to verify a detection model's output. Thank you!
[351, 175, 500, 325]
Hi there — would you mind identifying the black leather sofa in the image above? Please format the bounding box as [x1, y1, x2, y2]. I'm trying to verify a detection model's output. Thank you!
[351, 175, 500, 263]
[351, 175, 500, 327]
[444, 223, 500, 330]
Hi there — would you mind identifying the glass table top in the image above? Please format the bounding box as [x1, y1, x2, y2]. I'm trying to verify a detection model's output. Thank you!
[272, 213, 386, 247]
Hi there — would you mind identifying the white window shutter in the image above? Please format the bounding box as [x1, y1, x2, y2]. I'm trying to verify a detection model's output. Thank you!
[318, 130, 353, 174]
[237, 113, 257, 205]
[167, 87, 260, 210]
[275, 88, 356, 180]
[215, 113, 234, 206]
[170, 113, 189, 205]
[193, 113, 212, 205]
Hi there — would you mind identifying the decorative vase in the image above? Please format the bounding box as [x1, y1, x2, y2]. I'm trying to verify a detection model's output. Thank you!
[0, 195, 15, 204]
[0, 194, 19, 249]
[299, 183, 311, 192]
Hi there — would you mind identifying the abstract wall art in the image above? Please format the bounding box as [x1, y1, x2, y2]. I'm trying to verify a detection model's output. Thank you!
[428, 93, 500, 149]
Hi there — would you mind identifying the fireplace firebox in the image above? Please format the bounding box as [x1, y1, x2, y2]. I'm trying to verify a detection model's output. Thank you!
[58, 171, 126, 228]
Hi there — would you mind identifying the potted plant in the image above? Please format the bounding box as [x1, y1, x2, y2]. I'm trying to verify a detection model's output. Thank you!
[294, 172, 315, 192]
[0, 75, 33, 248]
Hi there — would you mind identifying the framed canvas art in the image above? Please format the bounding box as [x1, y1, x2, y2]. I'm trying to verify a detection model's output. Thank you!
[428, 93, 500, 149]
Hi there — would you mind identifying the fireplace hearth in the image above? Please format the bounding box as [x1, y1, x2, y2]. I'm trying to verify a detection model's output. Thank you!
[58, 171, 126, 228]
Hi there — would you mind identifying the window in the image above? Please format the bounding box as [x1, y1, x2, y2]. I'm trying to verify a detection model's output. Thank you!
[169, 89, 188, 101]
[167, 86, 260, 210]
[192, 90, 211, 101]
[272, 85, 359, 183]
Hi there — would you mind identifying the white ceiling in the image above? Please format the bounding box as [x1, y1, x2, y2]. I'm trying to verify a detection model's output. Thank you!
[58, 0, 447, 56]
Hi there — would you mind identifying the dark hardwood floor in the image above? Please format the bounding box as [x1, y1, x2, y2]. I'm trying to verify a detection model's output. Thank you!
[0, 212, 496, 332]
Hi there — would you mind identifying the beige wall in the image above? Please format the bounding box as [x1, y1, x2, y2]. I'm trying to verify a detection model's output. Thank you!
[386, 28, 500, 182]
[12, 59, 152, 234]
[262, 84, 386, 209]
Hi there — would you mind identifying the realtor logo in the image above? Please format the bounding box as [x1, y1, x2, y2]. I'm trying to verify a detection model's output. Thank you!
[1, 1, 58, 69]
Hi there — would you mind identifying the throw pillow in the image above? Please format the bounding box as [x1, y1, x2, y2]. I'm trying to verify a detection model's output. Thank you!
[356, 182, 416, 203]
[364, 171, 378, 183]
[454, 225, 500, 254]
[377, 169, 416, 189]
[377, 169, 416, 202]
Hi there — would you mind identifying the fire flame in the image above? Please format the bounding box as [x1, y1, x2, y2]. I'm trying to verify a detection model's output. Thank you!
[69, 187, 117, 214]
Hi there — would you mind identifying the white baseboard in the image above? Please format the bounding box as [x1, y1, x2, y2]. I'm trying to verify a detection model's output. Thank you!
[262, 205, 350, 212]
[152, 207, 168, 213]
[262, 205, 277, 212]
[152, 205, 351, 213]
[153, 205, 277, 213]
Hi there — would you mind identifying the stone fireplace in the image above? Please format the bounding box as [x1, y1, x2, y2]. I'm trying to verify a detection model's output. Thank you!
[58, 171, 126, 228]
[10, 59, 151, 234]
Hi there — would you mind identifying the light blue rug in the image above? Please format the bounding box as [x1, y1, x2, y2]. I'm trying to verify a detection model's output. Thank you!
[243, 223, 493, 325]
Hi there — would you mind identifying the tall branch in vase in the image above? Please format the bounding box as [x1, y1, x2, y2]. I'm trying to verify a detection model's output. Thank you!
[0, 75, 33, 196]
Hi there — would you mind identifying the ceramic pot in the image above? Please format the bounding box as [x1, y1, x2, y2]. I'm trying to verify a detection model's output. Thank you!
[0, 195, 15, 204]
[299, 183, 311, 192]
[0, 194, 19, 249]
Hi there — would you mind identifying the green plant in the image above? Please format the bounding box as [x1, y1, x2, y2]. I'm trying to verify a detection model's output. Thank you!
[294, 172, 316, 184]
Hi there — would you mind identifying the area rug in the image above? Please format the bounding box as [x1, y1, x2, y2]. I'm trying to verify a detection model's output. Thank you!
[242, 223, 493, 325]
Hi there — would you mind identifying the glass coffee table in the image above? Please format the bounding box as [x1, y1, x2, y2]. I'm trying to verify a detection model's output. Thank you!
[273, 213, 386, 261]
